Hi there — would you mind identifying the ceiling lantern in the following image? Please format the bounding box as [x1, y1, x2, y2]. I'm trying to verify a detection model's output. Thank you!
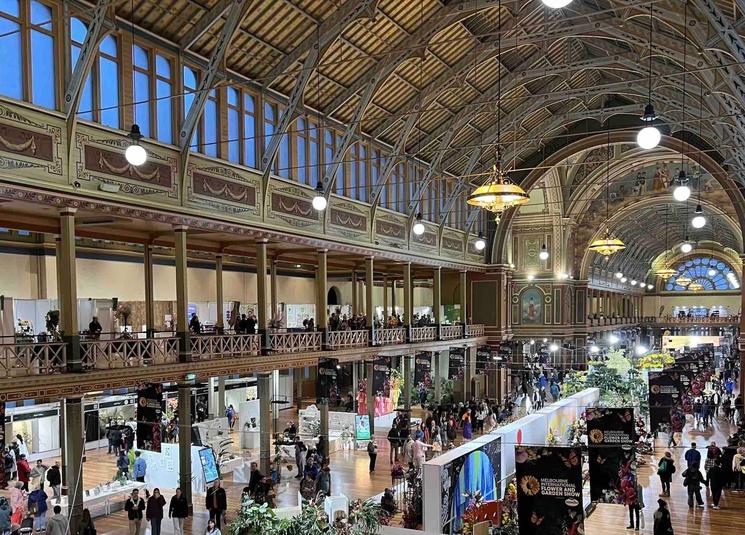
[588, 228, 625, 257]
[688, 282, 704, 292]
[467, 163, 529, 224]
[655, 267, 677, 278]
[675, 276, 692, 287]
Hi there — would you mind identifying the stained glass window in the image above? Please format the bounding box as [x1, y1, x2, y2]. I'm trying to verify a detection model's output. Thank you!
[664, 257, 739, 291]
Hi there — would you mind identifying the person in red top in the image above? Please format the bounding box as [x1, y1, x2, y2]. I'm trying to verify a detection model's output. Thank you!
[16, 455, 31, 491]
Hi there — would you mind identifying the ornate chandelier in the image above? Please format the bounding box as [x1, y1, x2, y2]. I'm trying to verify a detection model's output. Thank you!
[467, 163, 529, 223]
[588, 228, 626, 256]
[675, 276, 692, 287]
[688, 282, 704, 292]
[655, 267, 677, 278]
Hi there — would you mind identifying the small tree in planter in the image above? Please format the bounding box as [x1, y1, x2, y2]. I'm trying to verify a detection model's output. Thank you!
[45, 310, 61, 340]
[114, 303, 133, 336]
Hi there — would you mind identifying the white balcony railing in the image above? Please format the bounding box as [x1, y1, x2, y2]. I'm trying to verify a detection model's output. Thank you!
[465, 324, 485, 337]
[440, 325, 464, 340]
[81, 337, 179, 369]
[0, 341, 67, 378]
[268, 331, 322, 353]
[373, 328, 407, 345]
[326, 330, 368, 350]
[190, 334, 260, 359]
[410, 326, 437, 343]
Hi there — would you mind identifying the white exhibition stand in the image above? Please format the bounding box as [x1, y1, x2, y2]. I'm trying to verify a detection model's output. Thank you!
[59, 481, 146, 518]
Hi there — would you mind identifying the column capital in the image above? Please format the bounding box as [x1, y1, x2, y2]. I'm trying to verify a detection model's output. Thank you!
[215, 253, 223, 260]
[317, 248, 328, 254]
[256, 238, 269, 244]
[173, 224, 188, 232]
[59, 207, 77, 216]
[366, 255, 375, 260]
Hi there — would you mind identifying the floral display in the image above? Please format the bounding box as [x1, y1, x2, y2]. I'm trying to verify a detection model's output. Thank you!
[637, 352, 675, 369]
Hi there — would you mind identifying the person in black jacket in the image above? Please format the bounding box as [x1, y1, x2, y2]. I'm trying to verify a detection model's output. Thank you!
[706, 459, 727, 509]
[205, 480, 227, 530]
[168, 488, 189, 535]
[653, 499, 673, 535]
[682, 463, 707, 508]
[45, 462, 61, 504]
[124, 489, 146, 535]
[247, 462, 263, 498]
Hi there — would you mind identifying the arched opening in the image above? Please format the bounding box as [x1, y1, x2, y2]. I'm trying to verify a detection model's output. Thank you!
[327, 286, 341, 306]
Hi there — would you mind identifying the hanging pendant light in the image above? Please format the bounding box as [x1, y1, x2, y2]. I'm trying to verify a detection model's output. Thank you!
[539, 243, 549, 260]
[675, 275, 692, 287]
[655, 267, 677, 278]
[474, 232, 486, 251]
[691, 204, 706, 228]
[673, 170, 691, 202]
[638, 4, 660, 149]
[412, 212, 425, 235]
[680, 238, 693, 253]
[125, 124, 147, 166]
[589, 228, 626, 256]
[312, 181, 327, 211]
[688, 282, 704, 292]
[542, 0, 572, 7]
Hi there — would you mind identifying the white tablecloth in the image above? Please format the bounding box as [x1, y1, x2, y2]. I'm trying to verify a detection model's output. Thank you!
[58, 481, 147, 517]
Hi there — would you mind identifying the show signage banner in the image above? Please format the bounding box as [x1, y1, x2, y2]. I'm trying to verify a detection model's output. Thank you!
[476, 345, 492, 374]
[0, 402, 5, 489]
[515, 446, 584, 535]
[414, 352, 432, 386]
[648, 368, 693, 432]
[136, 384, 163, 452]
[317, 357, 339, 402]
[587, 407, 636, 503]
[448, 347, 465, 380]
[372, 356, 392, 397]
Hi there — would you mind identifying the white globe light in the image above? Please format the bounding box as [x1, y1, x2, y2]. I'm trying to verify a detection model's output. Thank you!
[125, 143, 147, 166]
[590, 345, 600, 353]
[691, 214, 706, 228]
[608, 334, 619, 344]
[412, 221, 425, 235]
[542, 0, 572, 7]
[312, 194, 327, 211]
[673, 184, 691, 202]
[539, 249, 549, 260]
[615, 272, 623, 279]
[637, 125, 661, 149]
[681, 242, 693, 253]
[647, 284, 654, 289]
[708, 269, 717, 277]
[474, 237, 486, 251]
[527, 274, 535, 281]
[549, 343, 559, 352]
[621, 277, 627, 283]
[542, 338, 548, 343]
[631, 280, 637, 286]
[635, 345, 648, 356]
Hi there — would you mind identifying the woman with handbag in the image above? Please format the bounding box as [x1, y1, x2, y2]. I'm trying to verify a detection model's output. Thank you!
[657, 451, 676, 497]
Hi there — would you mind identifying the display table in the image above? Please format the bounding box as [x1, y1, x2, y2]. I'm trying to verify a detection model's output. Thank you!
[59, 481, 147, 518]
[221, 456, 244, 474]
[240, 429, 260, 449]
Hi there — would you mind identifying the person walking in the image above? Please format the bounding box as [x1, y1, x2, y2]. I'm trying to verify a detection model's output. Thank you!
[205, 480, 227, 530]
[26, 485, 47, 533]
[684, 443, 701, 469]
[732, 446, 745, 490]
[30, 460, 48, 490]
[78, 508, 96, 535]
[124, 489, 146, 535]
[682, 463, 707, 508]
[168, 488, 189, 535]
[9, 482, 27, 525]
[45, 462, 61, 503]
[16, 455, 30, 491]
[367, 439, 378, 473]
[0, 497, 11, 535]
[294, 438, 307, 480]
[653, 499, 673, 535]
[146, 488, 166, 535]
[133, 452, 147, 483]
[316, 465, 332, 497]
[117, 451, 130, 479]
[657, 451, 676, 497]
[707, 458, 727, 510]
[624, 480, 643, 530]
[46, 506, 66, 535]
[705, 441, 722, 471]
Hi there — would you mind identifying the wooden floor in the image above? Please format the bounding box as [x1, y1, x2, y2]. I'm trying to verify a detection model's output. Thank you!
[3, 411, 743, 534]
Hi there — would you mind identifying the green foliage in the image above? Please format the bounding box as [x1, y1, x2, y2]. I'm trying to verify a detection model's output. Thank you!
[583, 355, 649, 415]
[561, 370, 588, 396]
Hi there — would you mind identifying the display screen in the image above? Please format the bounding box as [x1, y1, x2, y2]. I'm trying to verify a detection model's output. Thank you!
[199, 447, 219, 483]
[355, 415, 371, 440]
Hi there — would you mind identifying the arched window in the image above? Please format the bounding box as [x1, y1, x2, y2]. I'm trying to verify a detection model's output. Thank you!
[664, 256, 739, 291]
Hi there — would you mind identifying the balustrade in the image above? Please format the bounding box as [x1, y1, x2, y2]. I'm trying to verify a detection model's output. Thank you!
[465, 324, 485, 337]
[326, 330, 368, 350]
[268, 331, 322, 353]
[0, 341, 66, 378]
[81, 337, 179, 370]
[191, 334, 261, 359]
[373, 328, 407, 346]
[440, 325, 464, 340]
[656, 315, 738, 324]
[410, 326, 437, 342]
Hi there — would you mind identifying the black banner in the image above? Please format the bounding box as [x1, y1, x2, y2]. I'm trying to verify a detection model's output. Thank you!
[515, 446, 584, 535]
[317, 358, 339, 403]
[476, 345, 492, 374]
[0, 402, 5, 489]
[414, 352, 432, 387]
[448, 347, 465, 380]
[649, 368, 692, 432]
[136, 384, 163, 452]
[587, 407, 636, 503]
[372, 356, 391, 397]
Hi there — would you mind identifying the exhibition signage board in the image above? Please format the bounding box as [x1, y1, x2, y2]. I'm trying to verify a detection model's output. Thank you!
[586, 407, 636, 503]
[414, 351, 432, 386]
[136, 383, 163, 452]
[0, 402, 5, 488]
[515, 446, 584, 535]
[648, 368, 692, 432]
[317, 357, 339, 403]
[448, 347, 465, 380]
[355, 415, 371, 440]
[475, 345, 492, 374]
[372, 356, 392, 396]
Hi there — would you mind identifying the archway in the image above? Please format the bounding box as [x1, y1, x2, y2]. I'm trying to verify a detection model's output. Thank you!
[327, 286, 342, 306]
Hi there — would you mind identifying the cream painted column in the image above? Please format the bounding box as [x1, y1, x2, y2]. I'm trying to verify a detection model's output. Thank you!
[382, 275, 388, 320]
[178, 383, 193, 509]
[433, 351, 441, 402]
[144, 244, 156, 337]
[258, 373, 272, 475]
[58, 208, 81, 371]
[64, 397, 84, 534]
[270, 258, 278, 322]
[317, 249, 328, 337]
[403, 354, 412, 410]
[433, 267, 442, 339]
[403, 263, 412, 338]
[459, 270, 468, 324]
[366, 359, 375, 435]
[256, 239, 268, 332]
[365, 256, 374, 326]
[351, 271, 358, 315]
[391, 280, 397, 315]
[174, 226, 191, 361]
[215, 254, 224, 333]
